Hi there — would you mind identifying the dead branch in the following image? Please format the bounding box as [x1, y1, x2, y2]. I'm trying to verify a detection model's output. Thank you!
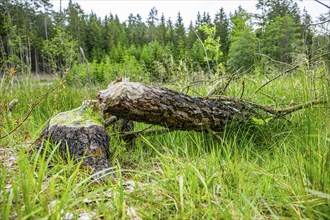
[253, 52, 330, 95]
[268, 99, 329, 115]
[257, 53, 291, 67]
[218, 68, 242, 95]
[207, 95, 328, 116]
[181, 79, 218, 94]
[113, 126, 174, 139]
[253, 65, 300, 95]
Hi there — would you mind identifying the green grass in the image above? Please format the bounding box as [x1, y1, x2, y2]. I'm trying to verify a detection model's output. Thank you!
[0, 67, 329, 219]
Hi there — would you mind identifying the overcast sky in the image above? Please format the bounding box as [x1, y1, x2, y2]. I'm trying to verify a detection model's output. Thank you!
[50, 0, 330, 26]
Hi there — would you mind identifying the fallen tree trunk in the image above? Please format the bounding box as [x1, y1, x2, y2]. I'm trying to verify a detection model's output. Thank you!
[97, 82, 251, 131]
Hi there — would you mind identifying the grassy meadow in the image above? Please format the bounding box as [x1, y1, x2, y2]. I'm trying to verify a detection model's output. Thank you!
[0, 65, 329, 219]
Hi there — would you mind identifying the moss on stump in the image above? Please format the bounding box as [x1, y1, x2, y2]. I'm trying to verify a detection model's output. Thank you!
[38, 105, 112, 176]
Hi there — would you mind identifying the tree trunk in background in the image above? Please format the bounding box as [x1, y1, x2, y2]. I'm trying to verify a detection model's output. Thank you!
[97, 82, 248, 132]
[34, 49, 39, 74]
[0, 36, 7, 72]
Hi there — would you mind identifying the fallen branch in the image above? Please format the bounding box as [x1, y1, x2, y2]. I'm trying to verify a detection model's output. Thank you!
[207, 95, 328, 116]
[267, 99, 329, 115]
[114, 127, 174, 139]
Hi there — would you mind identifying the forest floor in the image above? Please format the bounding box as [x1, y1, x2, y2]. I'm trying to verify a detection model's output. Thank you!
[0, 69, 329, 219]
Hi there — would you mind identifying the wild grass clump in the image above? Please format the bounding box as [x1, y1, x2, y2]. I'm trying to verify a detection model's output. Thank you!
[0, 66, 329, 219]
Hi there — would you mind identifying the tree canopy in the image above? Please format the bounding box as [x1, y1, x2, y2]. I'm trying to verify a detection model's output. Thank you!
[0, 0, 329, 81]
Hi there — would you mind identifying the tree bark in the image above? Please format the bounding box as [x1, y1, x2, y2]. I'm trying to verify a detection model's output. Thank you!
[97, 82, 248, 132]
[37, 106, 112, 174]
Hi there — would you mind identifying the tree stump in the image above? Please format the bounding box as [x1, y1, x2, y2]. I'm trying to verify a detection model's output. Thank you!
[37, 105, 112, 176]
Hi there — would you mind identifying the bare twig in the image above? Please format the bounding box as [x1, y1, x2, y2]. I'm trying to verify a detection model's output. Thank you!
[112, 126, 174, 139]
[207, 95, 328, 116]
[314, 0, 330, 10]
[192, 28, 212, 75]
[208, 129, 225, 145]
[240, 81, 245, 99]
[206, 65, 252, 97]
[260, 92, 278, 108]
[0, 79, 66, 140]
[257, 53, 291, 67]
[181, 79, 217, 94]
[269, 99, 329, 115]
[185, 79, 217, 85]
[253, 65, 299, 95]
[219, 68, 242, 95]
[206, 78, 226, 97]
[80, 47, 91, 99]
[253, 52, 330, 95]
[304, 18, 330, 26]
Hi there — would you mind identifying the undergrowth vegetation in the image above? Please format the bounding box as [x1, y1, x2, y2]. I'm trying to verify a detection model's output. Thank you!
[0, 61, 329, 219]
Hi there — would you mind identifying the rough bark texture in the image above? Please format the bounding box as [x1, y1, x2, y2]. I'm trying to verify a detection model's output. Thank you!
[37, 107, 112, 175]
[109, 119, 135, 147]
[97, 82, 246, 131]
[104, 77, 135, 146]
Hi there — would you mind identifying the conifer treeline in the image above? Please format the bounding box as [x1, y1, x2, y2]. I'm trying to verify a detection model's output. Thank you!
[0, 0, 329, 81]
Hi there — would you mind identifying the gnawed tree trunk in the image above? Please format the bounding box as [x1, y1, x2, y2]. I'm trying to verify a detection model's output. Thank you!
[103, 77, 136, 147]
[37, 105, 112, 175]
[97, 82, 250, 131]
